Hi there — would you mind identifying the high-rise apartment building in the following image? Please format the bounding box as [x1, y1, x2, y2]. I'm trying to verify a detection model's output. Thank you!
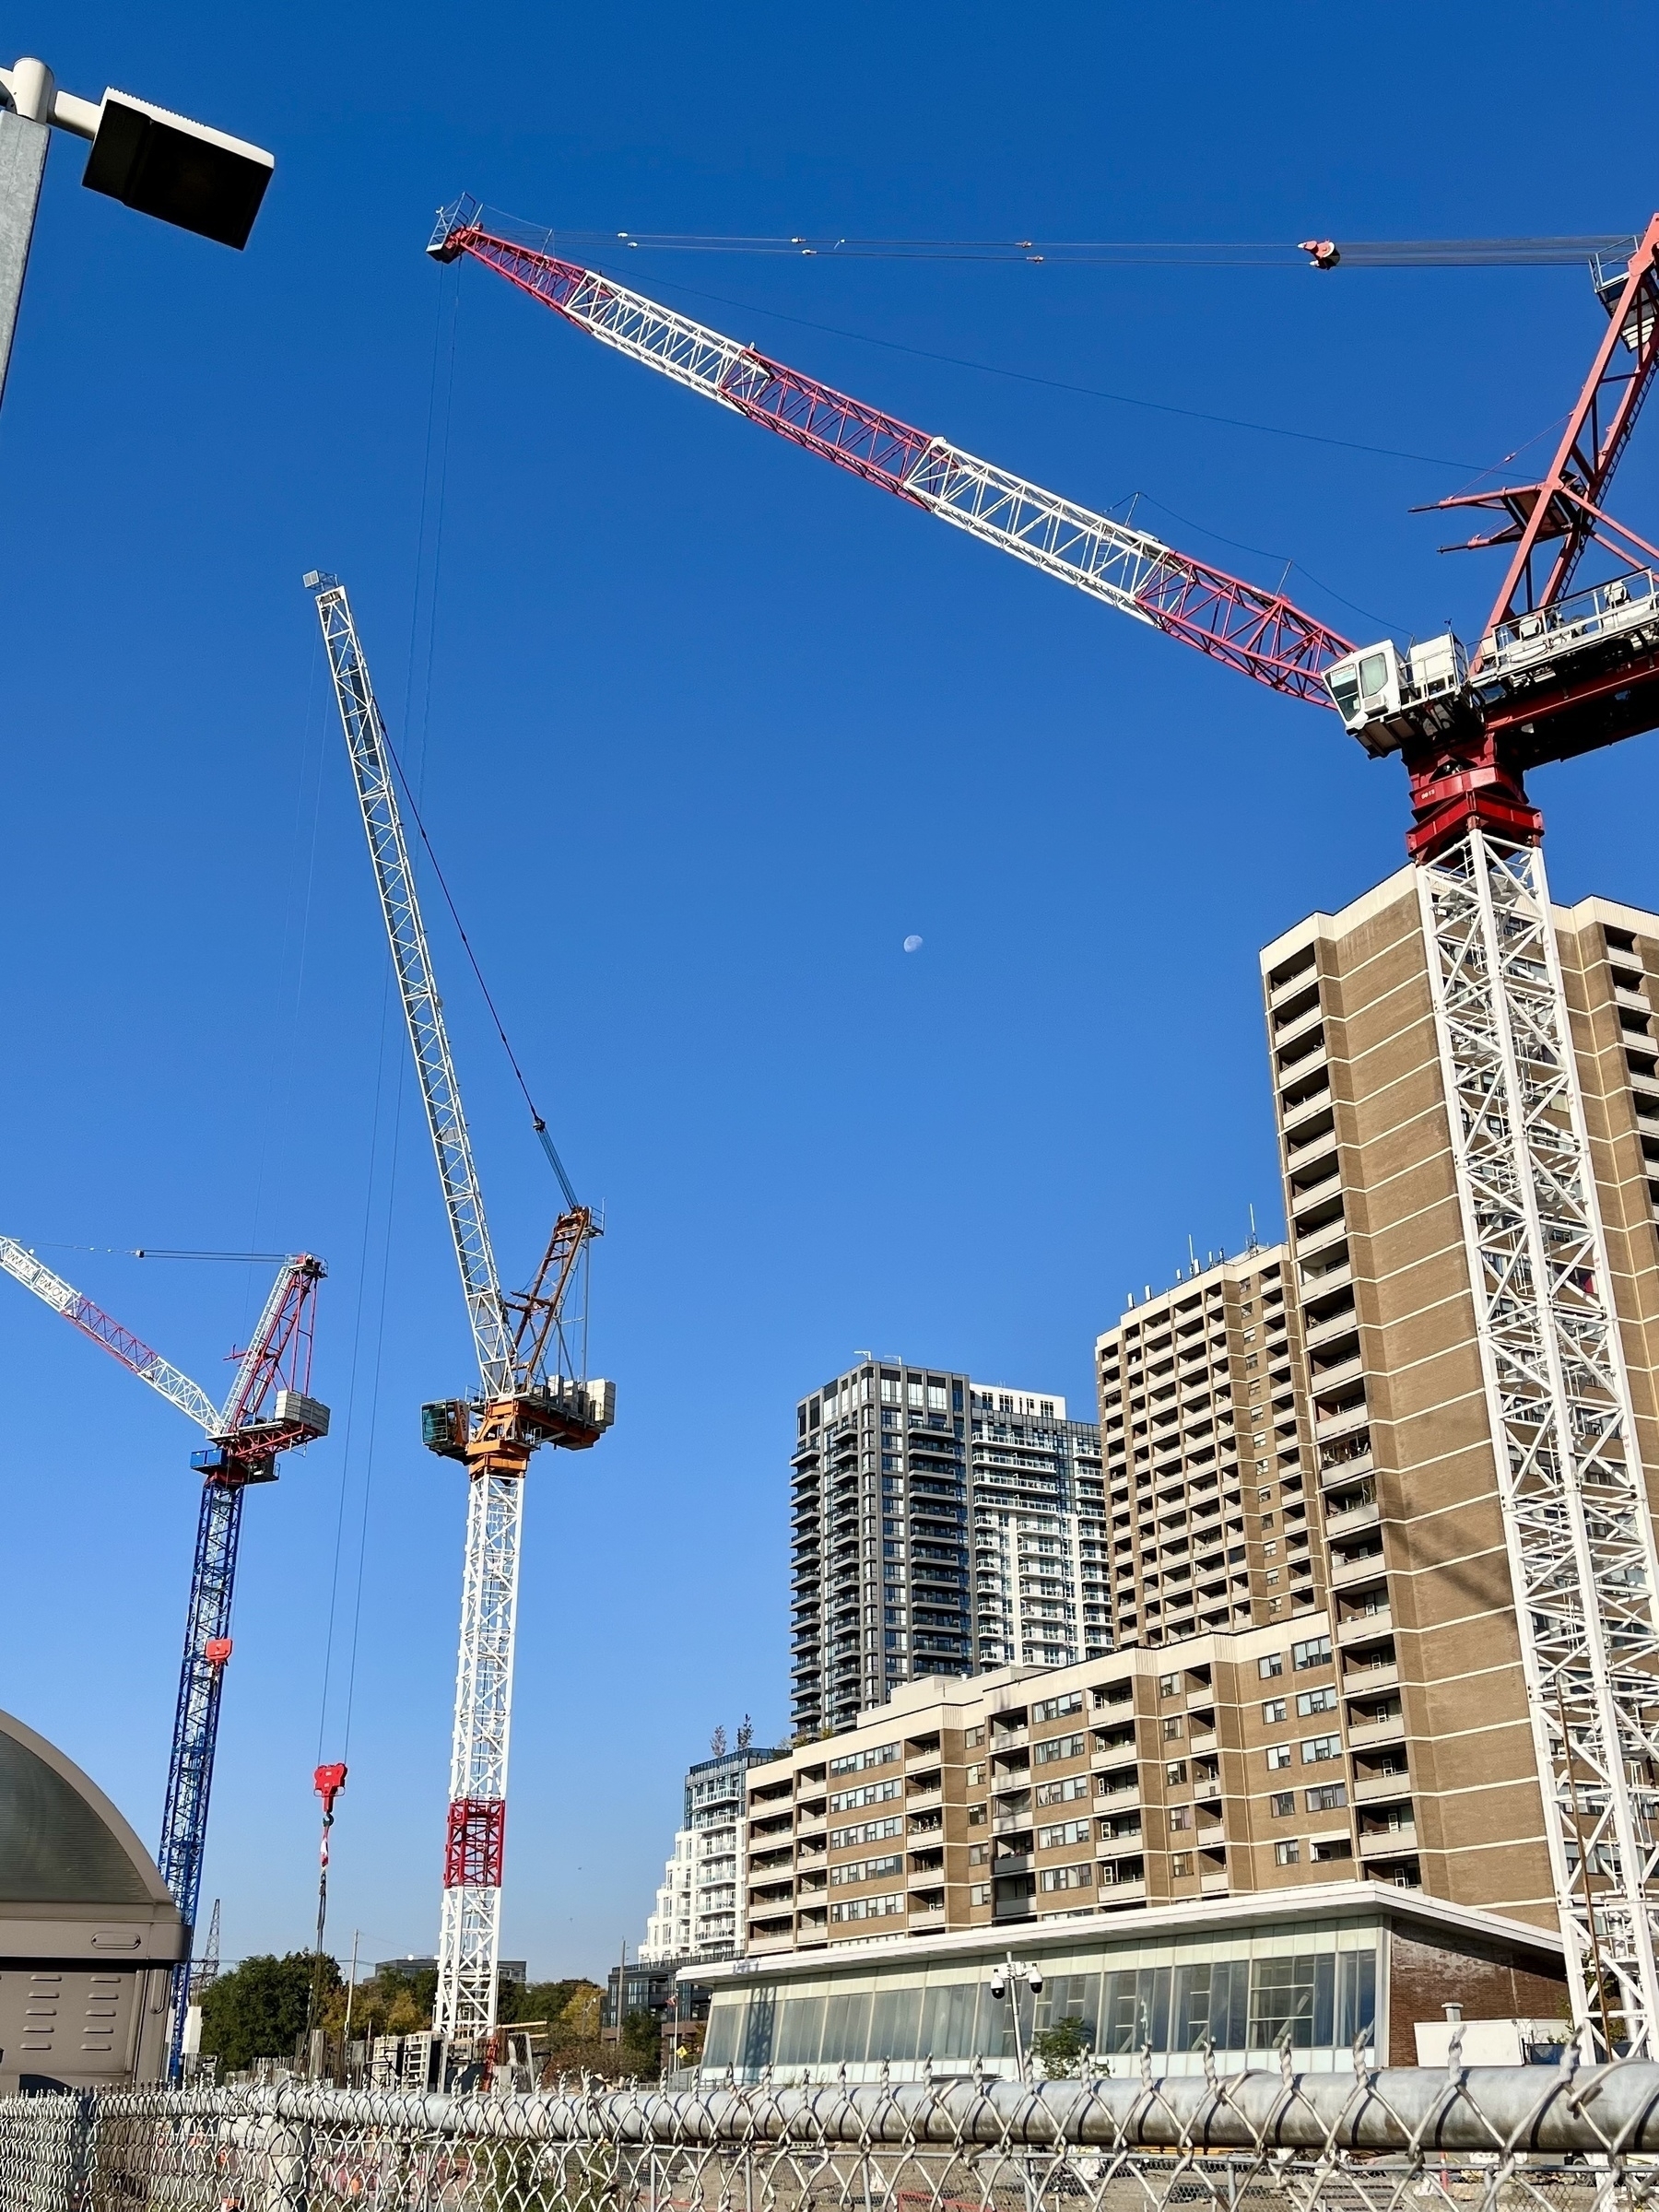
[1094, 1247, 1324, 1650]
[640, 1740, 787, 1964]
[789, 1363, 1102, 1735]
[1260, 870, 1659, 1929]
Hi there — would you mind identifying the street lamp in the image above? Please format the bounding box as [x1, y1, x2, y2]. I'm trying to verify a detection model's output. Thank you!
[0, 53, 274, 407]
[988, 1953, 1043, 2085]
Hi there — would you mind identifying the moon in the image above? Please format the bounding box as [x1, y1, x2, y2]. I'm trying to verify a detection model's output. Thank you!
[902, 934, 924, 953]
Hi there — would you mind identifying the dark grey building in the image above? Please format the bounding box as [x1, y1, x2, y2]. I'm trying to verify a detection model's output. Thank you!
[790, 1361, 1104, 1735]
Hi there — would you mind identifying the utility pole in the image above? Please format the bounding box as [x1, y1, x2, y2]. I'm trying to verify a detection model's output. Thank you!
[0, 55, 273, 414]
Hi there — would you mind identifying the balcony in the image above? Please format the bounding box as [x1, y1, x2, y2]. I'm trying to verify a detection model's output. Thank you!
[1324, 1495, 1379, 1535]
[1359, 1819, 1417, 1855]
[1347, 1711, 1406, 1750]
[1352, 1771, 1411, 1806]
[1330, 1548, 1386, 1590]
[1337, 1605, 1393, 1645]
[1302, 1303, 1358, 1354]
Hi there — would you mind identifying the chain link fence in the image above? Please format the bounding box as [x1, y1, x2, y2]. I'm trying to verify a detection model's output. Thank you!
[6, 2056, 1659, 2212]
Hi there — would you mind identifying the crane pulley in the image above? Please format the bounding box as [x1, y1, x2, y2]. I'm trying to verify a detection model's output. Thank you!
[305, 571, 613, 2051]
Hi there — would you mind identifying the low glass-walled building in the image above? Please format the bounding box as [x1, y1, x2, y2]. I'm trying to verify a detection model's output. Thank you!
[693, 1883, 1566, 2082]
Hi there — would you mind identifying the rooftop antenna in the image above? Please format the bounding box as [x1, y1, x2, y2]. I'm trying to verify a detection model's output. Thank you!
[1248, 1204, 1260, 1253]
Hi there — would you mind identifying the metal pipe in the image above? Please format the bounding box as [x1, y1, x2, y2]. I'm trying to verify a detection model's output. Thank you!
[86, 2065, 1659, 2155]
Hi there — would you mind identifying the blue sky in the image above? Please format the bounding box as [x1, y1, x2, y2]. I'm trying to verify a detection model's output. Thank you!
[3, 0, 1659, 1983]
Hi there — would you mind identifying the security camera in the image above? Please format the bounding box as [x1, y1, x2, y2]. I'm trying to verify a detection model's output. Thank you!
[1027, 1971, 1043, 1995]
[990, 1973, 1006, 2001]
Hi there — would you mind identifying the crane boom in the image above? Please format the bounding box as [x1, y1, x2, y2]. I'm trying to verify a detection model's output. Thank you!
[428, 200, 1353, 704]
[0, 1236, 220, 1430]
[306, 575, 517, 1395]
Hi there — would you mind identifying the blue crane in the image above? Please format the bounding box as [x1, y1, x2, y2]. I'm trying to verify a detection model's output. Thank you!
[0, 1239, 329, 2074]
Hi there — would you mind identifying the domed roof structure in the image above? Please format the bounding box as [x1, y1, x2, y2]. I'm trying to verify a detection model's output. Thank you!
[0, 1706, 182, 2091]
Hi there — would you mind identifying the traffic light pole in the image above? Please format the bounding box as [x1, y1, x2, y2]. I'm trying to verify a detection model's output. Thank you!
[0, 108, 46, 407]
[0, 53, 273, 420]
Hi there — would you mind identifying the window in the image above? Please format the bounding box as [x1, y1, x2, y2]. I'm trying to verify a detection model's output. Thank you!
[1038, 1863, 1093, 1891]
[1035, 1774, 1089, 1806]
[968, 1841, 990, 1865]
[1274, 1840, 1300, 1865]
[1270, 1791, 1295, 1818]
[1312, 1836, 1353, 1863]
[829, 1815, 903, 1849]
[1032, 1689, 1083, 1723]
[965, 1763, 984, 1785]
[1262, 1698, 1287, 1724]
[1159, 1672, 1181, 1697]
[830, 1853, 903, 1884]
[829, 1742, 900, 1777]
[829, 1777, 902, 1812]
[1258, 1653, 1284, 1680]
[1293, 1635, 1333, 1672]
[963, 1726, 985, 1747]
[1170, 1853, 1193, 1877]
[1167, 1806, 1193, 1832]
[1162, 1716, 1184, 1741]
[1034, 1733, 1086, 1765]
[1301, 1734, 1342, 1765]
[1306, 1783, 1347, 1813]
[1038, 1818, 1091, 1849]
[830, 1892, 902, 1923]
[1266, 1744, 1292, 1771]
[970, 1882, 992, 1905]
[967, 1803, 987, 1826]
[1296, 1686, 1338, 1718]
[1165, 1760, 1188, 1786]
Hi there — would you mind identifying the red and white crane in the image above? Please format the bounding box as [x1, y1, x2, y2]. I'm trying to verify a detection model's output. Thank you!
[431, 198, 1659, 2058]
[0, 1239, 327, 2074]
[305, 572, 614, 2053]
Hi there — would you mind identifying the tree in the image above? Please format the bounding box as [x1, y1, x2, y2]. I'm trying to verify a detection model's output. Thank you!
[710, 1724, 727, 1758]
[497, 1977, 593, 2028]
[1030, 2016, 1093, 2079]
[200, 1951, 341, 2073]
[621, 2008, 660, 2074]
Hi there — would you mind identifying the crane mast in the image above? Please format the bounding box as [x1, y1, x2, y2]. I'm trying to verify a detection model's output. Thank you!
[434, 207, 1659, 2058]
[306, 572, 612, 2051]
[0, 1239, 327, 2074]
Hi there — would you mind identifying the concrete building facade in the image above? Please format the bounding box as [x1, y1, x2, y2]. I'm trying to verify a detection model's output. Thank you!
[1258, 870, 1659, 1936]
[790, 1363, 1102, 1735]
[640, 1741, 787, 1966]
[1095, 1247, 1324, 1650]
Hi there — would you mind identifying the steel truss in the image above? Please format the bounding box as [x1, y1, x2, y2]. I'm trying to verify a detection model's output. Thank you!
[1416, 825, 1659, 2053]
[157, 1479, 241, 1991]
[308, 578, 516, 1397]
[437, 1466, 522, 2043]
[429, 202, 1351, 704]
[308, 574, 522, 2047]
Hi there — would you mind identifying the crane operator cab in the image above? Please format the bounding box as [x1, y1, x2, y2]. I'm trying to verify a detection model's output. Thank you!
[1323, 633, 1469, 757]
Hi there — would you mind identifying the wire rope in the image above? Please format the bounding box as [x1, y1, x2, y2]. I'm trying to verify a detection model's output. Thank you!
[582, 257, 1500, 477]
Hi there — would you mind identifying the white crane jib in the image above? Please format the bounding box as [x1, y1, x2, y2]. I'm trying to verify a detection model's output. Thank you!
[305, 571, 612, 2052]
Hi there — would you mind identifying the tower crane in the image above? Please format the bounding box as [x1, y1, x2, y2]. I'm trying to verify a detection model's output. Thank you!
[304, 572, 615, 2052]
[431, 198, 1659, 2059]
[0, 1240, 328, 2072]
